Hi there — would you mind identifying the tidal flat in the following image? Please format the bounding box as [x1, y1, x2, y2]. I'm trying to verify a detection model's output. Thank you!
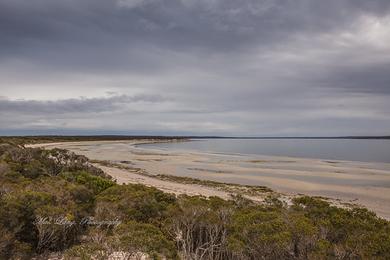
[30, 140, 390, 219]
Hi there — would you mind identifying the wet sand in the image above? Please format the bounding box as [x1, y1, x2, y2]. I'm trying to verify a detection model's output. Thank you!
[29, 140, 390, 219]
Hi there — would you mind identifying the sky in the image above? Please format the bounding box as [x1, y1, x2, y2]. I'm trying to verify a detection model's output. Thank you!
[0, 0, 390, 136]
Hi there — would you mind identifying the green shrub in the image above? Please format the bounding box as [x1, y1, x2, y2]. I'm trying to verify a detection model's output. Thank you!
[228, 206, 292, 259]
[61, 171, 115, 195]
[95, 184, 176, 223]
[110, 221, 177, 259]
[64, 242, 107, 260]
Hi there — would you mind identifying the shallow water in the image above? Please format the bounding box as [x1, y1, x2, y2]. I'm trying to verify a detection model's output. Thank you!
[141, 138, 390, 163]
[38, 141, 390, 218]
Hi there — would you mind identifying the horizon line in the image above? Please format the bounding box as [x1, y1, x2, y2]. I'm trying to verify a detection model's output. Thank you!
[1, 134, 390, 139]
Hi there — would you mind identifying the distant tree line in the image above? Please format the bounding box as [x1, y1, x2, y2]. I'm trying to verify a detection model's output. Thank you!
[0, 136, 189, 146]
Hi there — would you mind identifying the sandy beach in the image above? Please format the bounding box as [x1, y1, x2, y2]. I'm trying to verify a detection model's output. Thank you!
[29, 140, 390, 219]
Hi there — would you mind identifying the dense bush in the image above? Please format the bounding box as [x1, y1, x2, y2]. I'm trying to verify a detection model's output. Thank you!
[61, 171, 115, 195]
[65, 221, 178, 259]
[95, 184, 176, 225]
[0, 144, 107, 258]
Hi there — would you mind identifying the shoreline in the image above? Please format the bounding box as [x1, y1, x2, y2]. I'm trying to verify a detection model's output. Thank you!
[27, 139, 390, 219]
[138, 138, 390, 164]
[137, 142, 390, 166]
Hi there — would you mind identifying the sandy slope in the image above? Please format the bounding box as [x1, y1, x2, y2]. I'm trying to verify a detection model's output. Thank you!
[97, 165, 236, 199]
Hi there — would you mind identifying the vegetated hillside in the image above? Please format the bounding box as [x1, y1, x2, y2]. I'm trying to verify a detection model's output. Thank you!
[0, 141, 390, 259]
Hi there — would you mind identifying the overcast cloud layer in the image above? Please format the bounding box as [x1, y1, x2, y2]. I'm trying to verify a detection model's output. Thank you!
[1, 0, 390, 136]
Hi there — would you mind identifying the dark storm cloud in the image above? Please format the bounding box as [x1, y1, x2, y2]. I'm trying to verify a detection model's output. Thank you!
[0, 94, 167, 114]
[1, 0, 389, 56]
[321, 62, 390, 94]
[0, 0, 390, 135]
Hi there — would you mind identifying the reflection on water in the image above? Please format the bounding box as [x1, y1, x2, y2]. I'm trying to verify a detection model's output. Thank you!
[142, 138, 390, 163]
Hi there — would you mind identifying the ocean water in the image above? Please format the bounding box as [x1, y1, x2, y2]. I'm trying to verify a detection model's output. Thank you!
[141, 138, 390, 163]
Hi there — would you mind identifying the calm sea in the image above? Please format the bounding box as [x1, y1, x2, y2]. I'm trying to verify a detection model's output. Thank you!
[141, 138, 390, 163]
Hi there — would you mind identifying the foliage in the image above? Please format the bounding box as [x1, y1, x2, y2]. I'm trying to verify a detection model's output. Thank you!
[109, 221, 177, 259]
[0, 143, 109, 258]
[165, 196, 233, 259]
[95, 184, 176, 224]
[229, 206, 292, 259]
[61, 171, 115, 195]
